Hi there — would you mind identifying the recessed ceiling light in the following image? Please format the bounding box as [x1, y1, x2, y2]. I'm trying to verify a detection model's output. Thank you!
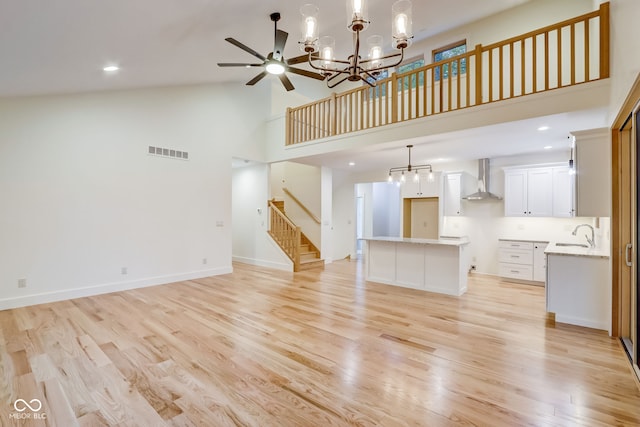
[103, 65, 120, 72]
[544, 145, 552, 150]
[348, 161, 355, 166]
[538, 126, 550, 131]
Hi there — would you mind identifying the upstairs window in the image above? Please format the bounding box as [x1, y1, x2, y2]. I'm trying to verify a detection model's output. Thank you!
[433, 40, 467, 81]
[396, 56, 425, 90]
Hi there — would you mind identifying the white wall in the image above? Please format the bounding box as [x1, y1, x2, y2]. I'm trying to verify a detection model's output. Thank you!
[270, 161, 322, 247]
[608, 0, 640, 122]
[0, 83, 269, 309]
[372, 183, 401, 238]
[232, 163, 292, 270]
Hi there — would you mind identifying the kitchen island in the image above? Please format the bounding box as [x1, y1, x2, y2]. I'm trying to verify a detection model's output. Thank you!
[363, 236, 470, 296]
[545, 242, 610, 331]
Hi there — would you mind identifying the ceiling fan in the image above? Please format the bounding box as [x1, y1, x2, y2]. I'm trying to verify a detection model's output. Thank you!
[217, 12, 325, 91]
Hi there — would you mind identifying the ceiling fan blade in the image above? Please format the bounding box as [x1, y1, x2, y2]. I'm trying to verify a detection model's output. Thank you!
[286, 54, 311, 65]
[217, 63, 264, 67]
[273, 29, 288, 61]
[286, 66, 326, 81]
[279, 73, 295, 91]
[225, 37, 266, 61]
[246, 71, 268, 86]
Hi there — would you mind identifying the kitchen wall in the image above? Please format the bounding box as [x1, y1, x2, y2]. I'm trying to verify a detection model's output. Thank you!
[331, 149, 609, 276]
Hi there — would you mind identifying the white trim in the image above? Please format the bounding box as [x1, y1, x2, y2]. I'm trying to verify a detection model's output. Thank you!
[555, 314, 608, 331]
[0, 267, 232, 311]
[232, 256, 293, 271]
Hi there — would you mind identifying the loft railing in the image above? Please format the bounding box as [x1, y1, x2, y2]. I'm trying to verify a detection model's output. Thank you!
[286, 2, 609, 146]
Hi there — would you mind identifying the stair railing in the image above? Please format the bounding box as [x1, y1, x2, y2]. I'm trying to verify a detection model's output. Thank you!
[282, 187, 321, 225]
[268, 200, 301, 267]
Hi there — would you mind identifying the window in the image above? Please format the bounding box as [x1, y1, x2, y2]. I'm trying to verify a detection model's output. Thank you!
[397, 57, 425, 90]
[433, 40, 467, 80]
[366, 69, 389, 98]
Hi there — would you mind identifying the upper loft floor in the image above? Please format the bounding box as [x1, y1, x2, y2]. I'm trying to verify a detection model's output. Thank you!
[271, 3, 611, 163]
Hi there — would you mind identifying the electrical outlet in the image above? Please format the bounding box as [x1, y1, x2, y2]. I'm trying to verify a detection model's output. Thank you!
[18, 278, 26, 288]
[121, 267, 128, 275]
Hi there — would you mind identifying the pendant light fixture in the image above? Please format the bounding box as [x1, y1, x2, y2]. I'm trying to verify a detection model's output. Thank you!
[388, 145, 434, 184]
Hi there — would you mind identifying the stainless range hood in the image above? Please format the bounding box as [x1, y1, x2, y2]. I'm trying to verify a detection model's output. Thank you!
[463, 158, 503, 201]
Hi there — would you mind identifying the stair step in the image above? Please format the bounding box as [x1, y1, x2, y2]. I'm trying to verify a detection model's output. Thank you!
[297, 258, 325, 271]
[300, 251, 320, 261]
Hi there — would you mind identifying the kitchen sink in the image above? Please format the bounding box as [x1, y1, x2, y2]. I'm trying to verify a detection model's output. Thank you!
[556, 243, 590, 248]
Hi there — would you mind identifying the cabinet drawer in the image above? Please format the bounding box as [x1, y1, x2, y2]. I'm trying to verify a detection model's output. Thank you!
[499, 240, 533, 250]
[498, 248, 533, 265]
[499, 262, 533, 280]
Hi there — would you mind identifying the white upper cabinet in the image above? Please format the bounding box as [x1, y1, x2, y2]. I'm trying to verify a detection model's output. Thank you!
[572, 128, 610, 217]
[504, 169, 528, 216]
[552, 166, 575, 217]
[444, 173, 463, 216]
[443, 172, 474, 216]
[401, 172, 440, 198]
[526, 168, 553, 216]
[504, 164, 572, 218]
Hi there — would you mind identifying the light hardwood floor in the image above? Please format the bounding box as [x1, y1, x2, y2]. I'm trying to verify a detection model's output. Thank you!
[1, 260, 639, 426]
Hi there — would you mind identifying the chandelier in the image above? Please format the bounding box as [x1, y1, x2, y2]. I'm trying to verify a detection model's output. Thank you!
[388, 145, 434, 184]
[300, 0, 413, 88]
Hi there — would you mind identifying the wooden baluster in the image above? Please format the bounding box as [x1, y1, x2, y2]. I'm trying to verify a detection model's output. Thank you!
[475, 44, 482, 106]
[509, 43, 514, 98]
[599, 2, 609, 79]
[544, 31, 549, 90]
[570, 23, 575, 86]
[521, 39, 526, 94]
[584, 16, 590, 82]
[391, 74, 398, 123]
[532, 34, 537, 93]
[499, 46, 504, 100]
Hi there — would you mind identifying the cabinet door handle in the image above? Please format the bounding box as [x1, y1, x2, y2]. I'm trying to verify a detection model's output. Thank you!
[510, 255, 520, 258]
[510, 270, 520, 273]
[625, 243, 633, 267]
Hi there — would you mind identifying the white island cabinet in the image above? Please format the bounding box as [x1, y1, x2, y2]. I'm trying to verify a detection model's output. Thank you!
[545, 243, 610, 331]
[364, 237, 470, 296]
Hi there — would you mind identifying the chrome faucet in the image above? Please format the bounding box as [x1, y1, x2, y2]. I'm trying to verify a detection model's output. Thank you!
[572, 224, 595, 248]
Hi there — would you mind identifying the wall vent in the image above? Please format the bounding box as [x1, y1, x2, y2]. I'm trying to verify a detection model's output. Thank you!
[148, 146, 189, 160]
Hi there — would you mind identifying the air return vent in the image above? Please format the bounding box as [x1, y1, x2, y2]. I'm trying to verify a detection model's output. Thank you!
[148, 146, 189, 160]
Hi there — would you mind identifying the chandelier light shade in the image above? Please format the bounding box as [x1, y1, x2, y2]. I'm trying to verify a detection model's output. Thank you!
[301, 4, 319, 50]
[388, 145, 434, 184]
[347, 0, 369, 31]
[300, 0, 413, 88]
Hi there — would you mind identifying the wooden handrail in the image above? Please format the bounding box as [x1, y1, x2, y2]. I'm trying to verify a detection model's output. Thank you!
[285, 3, 609, 146]
[268, 200, 301, 266]
[282, 188, 321, 224]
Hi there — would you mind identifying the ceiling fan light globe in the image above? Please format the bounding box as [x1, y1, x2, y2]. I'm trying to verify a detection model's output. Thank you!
[266, 62, 286, 75]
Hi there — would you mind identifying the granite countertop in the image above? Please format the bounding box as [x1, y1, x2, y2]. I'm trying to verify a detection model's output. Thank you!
[544, 242, 610, 259]
[363, 236, 470, 246]
[499, 238, 550, 243]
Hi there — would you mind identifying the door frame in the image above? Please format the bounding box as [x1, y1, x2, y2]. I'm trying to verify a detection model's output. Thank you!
[612, 72, 640, 382]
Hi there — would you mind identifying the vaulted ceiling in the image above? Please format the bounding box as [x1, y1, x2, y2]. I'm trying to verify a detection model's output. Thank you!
[0, 0, 530, 98]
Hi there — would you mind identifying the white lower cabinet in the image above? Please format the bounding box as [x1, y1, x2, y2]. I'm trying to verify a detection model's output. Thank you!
[498, 240, 548, 283]
[533, 242, 547, 282]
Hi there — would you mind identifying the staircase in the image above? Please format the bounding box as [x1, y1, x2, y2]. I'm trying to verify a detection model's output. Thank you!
[268, 200, 324, 272]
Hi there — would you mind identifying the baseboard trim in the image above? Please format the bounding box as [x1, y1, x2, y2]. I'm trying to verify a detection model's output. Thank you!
[0, 266, 232, 311]
[232, 256, 293, 271]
